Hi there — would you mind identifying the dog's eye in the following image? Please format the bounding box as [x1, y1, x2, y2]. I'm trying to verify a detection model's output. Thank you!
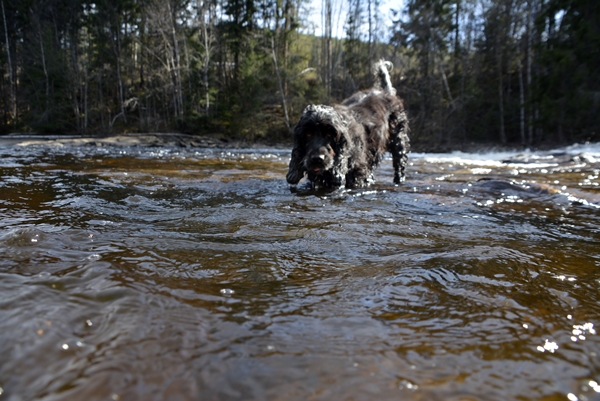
[306, 132, 312, 137]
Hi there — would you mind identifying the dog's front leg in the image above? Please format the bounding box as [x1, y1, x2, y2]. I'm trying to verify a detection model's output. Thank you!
[329, 154, 350, 188]
[391, 144, 408, 184]
[286, 147, 307, 185]
[345, 165, 372, 188]
[389, 113, 410, 184]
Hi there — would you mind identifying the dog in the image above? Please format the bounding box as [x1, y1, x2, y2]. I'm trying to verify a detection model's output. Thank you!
[286, 60, 409, 189]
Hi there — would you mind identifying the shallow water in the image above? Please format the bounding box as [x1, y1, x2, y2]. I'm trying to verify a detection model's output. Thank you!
[1, 142, 600, 401]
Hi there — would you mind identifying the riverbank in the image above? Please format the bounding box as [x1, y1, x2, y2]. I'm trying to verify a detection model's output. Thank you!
[0, 132, 561, 154]
[0, 133, 283, 149]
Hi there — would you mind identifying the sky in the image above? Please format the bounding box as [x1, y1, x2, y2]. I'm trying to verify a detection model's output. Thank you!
[303, 0, 403, 39]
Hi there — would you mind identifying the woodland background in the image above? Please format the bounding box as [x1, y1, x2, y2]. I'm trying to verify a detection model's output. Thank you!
[0, 0, 598, 149]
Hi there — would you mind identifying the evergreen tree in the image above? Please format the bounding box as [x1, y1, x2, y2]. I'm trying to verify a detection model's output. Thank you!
[536, 0, 600, 143]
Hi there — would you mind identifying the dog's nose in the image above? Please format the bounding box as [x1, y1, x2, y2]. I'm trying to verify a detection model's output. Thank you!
[312, 154, 325, 161]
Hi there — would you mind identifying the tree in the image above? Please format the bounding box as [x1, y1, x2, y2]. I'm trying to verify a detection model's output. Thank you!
[391, 0, 456, 145]
[535, 0, 600, 143]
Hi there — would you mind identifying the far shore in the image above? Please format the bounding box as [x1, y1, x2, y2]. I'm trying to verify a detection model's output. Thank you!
[0, 132, 549, 154]
[0, 132, 291, 149]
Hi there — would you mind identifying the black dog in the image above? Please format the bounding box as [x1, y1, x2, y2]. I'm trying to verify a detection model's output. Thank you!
[286, 60, 409, 189]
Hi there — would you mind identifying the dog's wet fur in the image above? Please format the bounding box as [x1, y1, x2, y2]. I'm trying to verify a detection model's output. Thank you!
[286, 60, 409, 189]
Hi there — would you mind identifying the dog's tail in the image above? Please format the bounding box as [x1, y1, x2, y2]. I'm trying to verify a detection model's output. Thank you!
[373, 60, 396, 96]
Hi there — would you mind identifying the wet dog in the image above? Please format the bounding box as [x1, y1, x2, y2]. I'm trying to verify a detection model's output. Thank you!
[286, 60, 409, 189]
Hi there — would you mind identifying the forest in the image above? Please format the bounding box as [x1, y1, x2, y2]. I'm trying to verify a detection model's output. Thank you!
[0, 0, 598, 149]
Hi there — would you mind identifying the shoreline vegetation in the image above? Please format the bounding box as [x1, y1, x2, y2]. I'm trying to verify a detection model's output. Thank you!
[0, 132, 571, 154]
[0, 132, 256, 149]
[0, 0, 597, 150]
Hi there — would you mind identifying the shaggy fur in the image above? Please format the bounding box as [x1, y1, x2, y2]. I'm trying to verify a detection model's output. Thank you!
[286, 60, 410, 189]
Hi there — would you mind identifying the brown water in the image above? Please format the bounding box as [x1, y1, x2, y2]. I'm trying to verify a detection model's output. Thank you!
[1, 143, 600, 401]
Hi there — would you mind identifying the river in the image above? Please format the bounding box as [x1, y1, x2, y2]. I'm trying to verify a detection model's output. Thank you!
[0, 140, 599, 400]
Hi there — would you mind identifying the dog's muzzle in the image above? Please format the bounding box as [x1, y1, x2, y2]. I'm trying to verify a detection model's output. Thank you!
[305, 146, 333, 174]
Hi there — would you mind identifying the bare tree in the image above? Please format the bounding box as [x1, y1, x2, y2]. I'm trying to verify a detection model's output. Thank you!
[525, 0, 533, 144]
[145, 0, 184, 120]
[1, 0, 15, 120]
[517, 49, 525, 145]
[322, 0, 333, 101]
[167, 1, 184, 117]
[497, 41, 506, 143]
[271, 36, 291, 132]
[196, 0, 216, 114]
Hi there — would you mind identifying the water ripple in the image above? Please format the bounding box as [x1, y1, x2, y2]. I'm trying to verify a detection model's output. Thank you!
[0, 144, 599, 400]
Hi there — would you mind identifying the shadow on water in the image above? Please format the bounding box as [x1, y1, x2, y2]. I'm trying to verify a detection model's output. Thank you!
[1, 143, 600, 400]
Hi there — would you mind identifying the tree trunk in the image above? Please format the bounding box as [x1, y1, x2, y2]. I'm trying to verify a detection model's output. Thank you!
[367, 0, 372, 67]
[37, 26, 50, 114]
[497, 42, 506, 144]
[99, 68, 106, 131]
[322, 0, 333, 101]
[271, 36, 291, 132]
[454, 0, 460, 77]
[1, 0, 15, 120]
[517, 52, 526, 145]
[115, 28, 127, 125]
[203, 21, 210, 114]
[69, 29, 83, 132]
[526, 0, 533, 145]
[84, 68, 88, 133]
[168, 1, 184, 117]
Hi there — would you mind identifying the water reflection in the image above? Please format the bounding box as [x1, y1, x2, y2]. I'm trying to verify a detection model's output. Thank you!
[0, 142, 599, 400]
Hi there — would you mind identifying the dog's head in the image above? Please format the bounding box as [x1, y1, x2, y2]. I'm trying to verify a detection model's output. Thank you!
[286, 105, 350, 187]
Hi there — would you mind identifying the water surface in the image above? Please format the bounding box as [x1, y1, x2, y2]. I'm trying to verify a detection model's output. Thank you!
[1, 142, 599, 400]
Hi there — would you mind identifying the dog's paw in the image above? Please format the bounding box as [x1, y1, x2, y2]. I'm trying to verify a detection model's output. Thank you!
[393, 173, 406, 185]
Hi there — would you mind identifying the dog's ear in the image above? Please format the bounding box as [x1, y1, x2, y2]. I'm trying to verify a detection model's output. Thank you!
[286, 121, 307, 185]
[333, 111, 354, 152]
[286, 146, 305, 185]
[328, 113, 354, 188]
